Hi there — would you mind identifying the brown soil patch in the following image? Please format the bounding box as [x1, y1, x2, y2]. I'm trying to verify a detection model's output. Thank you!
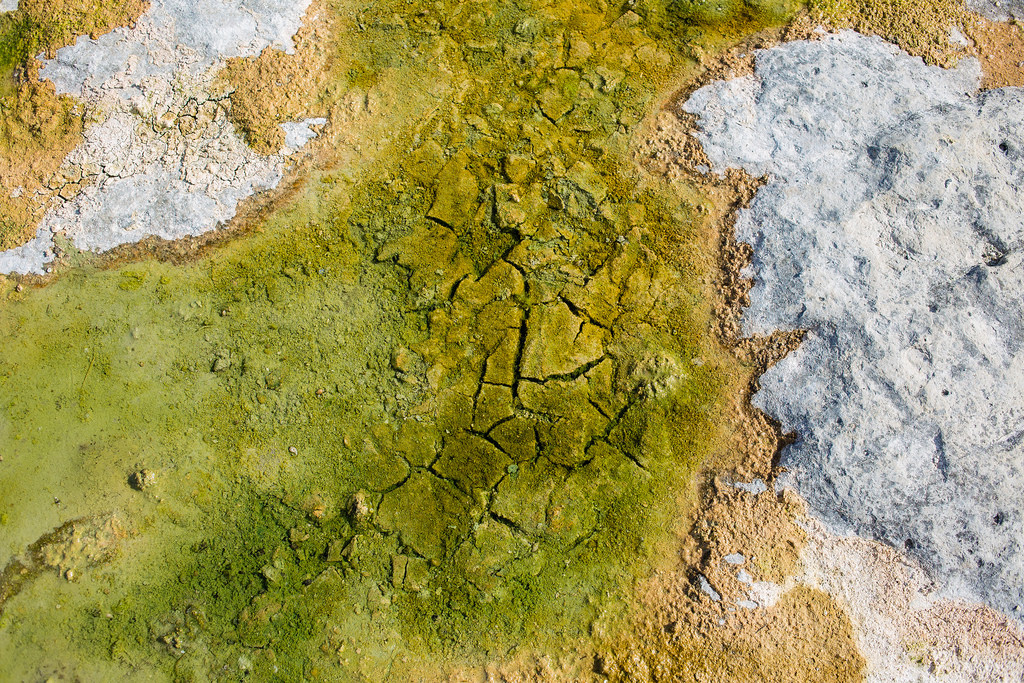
[221, 0, 335, 154]
[598, 583, 863, 682]
[0, 0, 149, 251]
[968, 17, 1024, 88]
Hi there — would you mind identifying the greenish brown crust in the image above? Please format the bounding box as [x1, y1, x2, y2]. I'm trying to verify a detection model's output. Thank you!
[807, 0, 968, 66]
[0, 0, 873, 681]
[0, 0, 149, 250]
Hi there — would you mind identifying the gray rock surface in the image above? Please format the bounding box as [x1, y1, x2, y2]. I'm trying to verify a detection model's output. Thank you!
[0, 0, 17, 13]
[39, 0, 311, 100]
[968, 0, 1024, 22]
[683, 31, 1024, 618]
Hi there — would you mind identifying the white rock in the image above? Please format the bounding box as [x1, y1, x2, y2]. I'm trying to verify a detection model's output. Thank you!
[968, 0, 1024, 22]
[731, 478, 767, 495]
[698, 574, 721, 601]
[723, 552, 746, 565]
[0, 0, 321, 273]
[280, 117, 328, 153]
[38, 0, 312, 100]
[683, 31, 1024, 620]
[0, 0, 18, 13]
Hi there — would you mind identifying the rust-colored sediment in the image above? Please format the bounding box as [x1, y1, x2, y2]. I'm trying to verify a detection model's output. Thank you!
[969, 17, 1024, 88]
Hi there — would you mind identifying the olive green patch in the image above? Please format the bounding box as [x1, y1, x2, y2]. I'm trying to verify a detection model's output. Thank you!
[0, 0, 793, 679]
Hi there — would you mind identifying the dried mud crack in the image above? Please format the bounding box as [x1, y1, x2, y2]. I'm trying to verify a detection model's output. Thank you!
[4, 0, 1022, 681]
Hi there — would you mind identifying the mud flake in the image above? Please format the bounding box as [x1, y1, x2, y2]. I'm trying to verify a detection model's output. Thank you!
[538, 69, 581, 122]
[454, 259, 525, 309]
[433, 431, 512, 493]
[473, 383, 514, 432]
[483, 327, 521, 386]
[492, 461, 562, 537]
[406, 140, 447, 184]
[377, 472, 471, 562]
[562, 267, 620, 329]
[393, 420, 440, 468]
[502, 154, 535, 184]
[566, 160, 607, 205]
[489, 417, 538, 463]
[520, 377, 607, 468]
[521, 300, 606, 380]
[427, 151, 480, 228]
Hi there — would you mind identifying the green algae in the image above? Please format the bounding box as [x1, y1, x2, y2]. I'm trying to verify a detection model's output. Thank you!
[0, 0, 798, 679]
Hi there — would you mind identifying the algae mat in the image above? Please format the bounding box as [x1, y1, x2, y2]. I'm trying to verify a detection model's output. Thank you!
[0, 0, 805, 679]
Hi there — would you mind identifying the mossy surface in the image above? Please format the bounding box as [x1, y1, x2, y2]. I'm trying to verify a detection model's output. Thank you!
[2, 0, 805, 680]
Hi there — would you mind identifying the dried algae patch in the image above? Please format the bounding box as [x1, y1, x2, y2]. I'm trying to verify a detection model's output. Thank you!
[0, 0, 856, 680]
[0, 0, 148, 250]
[600, 584, 864, 682]
[807, 0, 969, 65]
[221, 0, 335, 155]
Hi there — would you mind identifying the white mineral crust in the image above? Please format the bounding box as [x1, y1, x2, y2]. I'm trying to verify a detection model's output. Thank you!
[968, 0, 1024, 22]
[683, 31, 1024, 619]
[0, 0, 320, 274]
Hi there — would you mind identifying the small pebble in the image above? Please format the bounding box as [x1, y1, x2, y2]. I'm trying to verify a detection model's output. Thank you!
[129, 469, 156, 491]
[288, 446, 298, 455]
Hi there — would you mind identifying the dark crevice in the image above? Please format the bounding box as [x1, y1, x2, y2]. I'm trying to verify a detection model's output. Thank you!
[444, 273, 471, 302]
[558, 294, 610, 331]
[511, 310, 530, 400]
[467, 428, 512, 459]
[530, 354, 608, 385]
[488, 511, 532, 539]
[484, 414, 516, 436]
[425, 214, 455, 231]
[588, 397, 612, 421]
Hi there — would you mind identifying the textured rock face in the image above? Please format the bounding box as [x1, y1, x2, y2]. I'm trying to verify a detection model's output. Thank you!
[969, 0, 1024, 21]
[38, 0, 312, 98]
[684, 31, 1024, 618]
[0, 0, 319, 274]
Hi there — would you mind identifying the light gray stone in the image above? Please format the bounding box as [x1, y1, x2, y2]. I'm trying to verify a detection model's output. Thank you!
[967, 0, 1024, 22]
[39, 0, 312, 100]
[0, 0, 18, 13]
[683, 31, 1024, 619]
[280, 117, 328, 152]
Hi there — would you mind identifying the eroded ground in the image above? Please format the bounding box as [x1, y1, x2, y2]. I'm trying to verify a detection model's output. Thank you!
[1, 0, 1022, 680]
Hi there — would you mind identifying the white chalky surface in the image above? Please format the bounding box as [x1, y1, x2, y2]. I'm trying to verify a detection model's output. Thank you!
[969, 0, 1024, 21]
[0, 0, 320, 274]
[0, 0, 18, 13]
[683, 31, 1024, 619]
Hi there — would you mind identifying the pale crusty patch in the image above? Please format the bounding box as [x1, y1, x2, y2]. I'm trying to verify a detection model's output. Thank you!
[801, 517, 1024, 681]
[0, 0, 149, 251]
